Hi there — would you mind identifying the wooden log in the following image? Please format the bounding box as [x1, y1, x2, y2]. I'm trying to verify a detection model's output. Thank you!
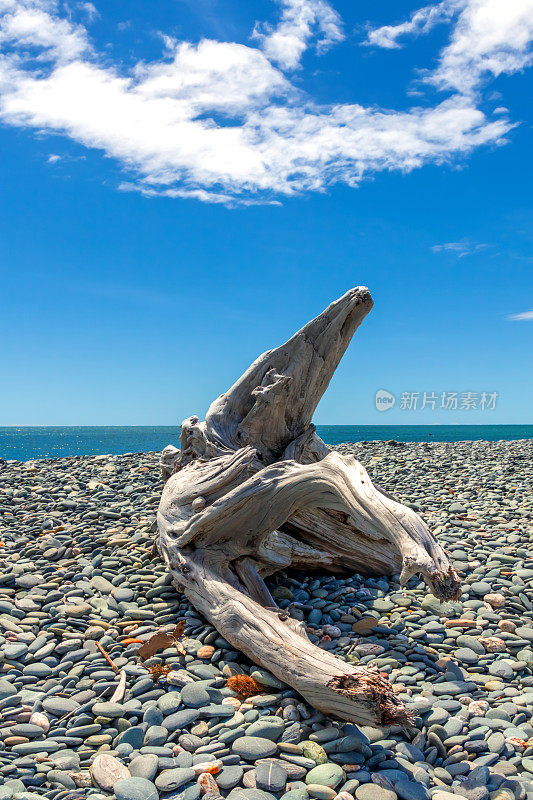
[157, 287, 460, 725]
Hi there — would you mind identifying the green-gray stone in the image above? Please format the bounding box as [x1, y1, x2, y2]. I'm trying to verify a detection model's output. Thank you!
[232, 736, 277, 760]
[301, 741, 328, 764]
[305, 763, 344, 788]
[246, 716, 286, 741]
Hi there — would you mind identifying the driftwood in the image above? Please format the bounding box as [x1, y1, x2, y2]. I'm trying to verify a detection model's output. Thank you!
[157, 287, 460, 726]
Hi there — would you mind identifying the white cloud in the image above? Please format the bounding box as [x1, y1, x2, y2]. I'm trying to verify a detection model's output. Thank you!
[0, 0, 530, 204]
[432, 241, 489, 256]
[507, 310, 533, 320]
[79, 3, 99, 22]
[431, 0, 533, 94]
[366, 0, 533, 96]
[46, 153, 61, 162]
[134, 39, 291, 113]
[253, 0, 344, 69]
[0, 0, 89, 61]
[365, 0, 464, 50]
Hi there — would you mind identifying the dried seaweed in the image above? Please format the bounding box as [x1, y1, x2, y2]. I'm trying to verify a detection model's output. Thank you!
[147, 663, 172, 682]
[226, 674, 266, 699]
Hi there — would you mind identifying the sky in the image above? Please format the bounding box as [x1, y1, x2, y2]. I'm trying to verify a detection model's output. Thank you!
[1, 0, 532, 426]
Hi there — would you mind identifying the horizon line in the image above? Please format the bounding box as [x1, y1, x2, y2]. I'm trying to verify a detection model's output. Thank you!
[1, 423, 532, 429]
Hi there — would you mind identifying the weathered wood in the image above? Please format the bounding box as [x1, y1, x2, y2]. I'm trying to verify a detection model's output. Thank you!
[164, 548, 410, 726]
[157, 287, 460, 726]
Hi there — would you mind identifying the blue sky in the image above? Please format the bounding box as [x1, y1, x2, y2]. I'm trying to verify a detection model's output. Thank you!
[1, 0, 532, 425]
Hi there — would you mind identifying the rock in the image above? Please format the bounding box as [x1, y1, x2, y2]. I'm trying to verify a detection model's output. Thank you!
[484, 593, 506, 608]
[233, 736, 278, 760]
[61, 602, 92, 617]
[163, 708, 201, 730]
[433, 681, 475, 695]
[421, 596, 462, 617]
[117, 725, 145, 749]
[456, 635, 485, 654]
[352, 643, 385, 656]
[8, 723, 47, 739]
[71, 771, 93, 788]
[49, 750, 80, 770]
[394, 781, 428, 800]
[355, 787, 397, 800]
[92, 701, 125, 718]
[468, 700, 489, 717]
[11, 740, 65, 754]
[180, 733, 204, 752]
[0, 679, 17, 700]
[282, 791, 309, 800]
[218, 766, 245, 790]
[114, 776, 159, 800]
[246, 716, 286, 741]
[129, 754, 159, 782]
[155, 767, 196, 792]
[91, 753, 131, 792]
[488, 660, 514, 679]
[42, 696, 79, 716]
[144, 725, 168, 746]
[91, 575, 116, 593]
[449, 503, 466, 513]
[302, 741, 328, 764]
[521, 756, 533, 775]
[243, 770, 257, 789]
[158, 691, 182, 715]
[228, 790, 278, 800]
[3, 642, 28, 658]
[487, 732, 505, 753]
[455, 647, 478, 664]
[307, 787, 337, 800]
[181, 683, 212, 708]
[483, 637, 506, 652]
[250, 668, 286, 689]
[197, 645, 215, 659]
[306, 764, 344, 789]
[470, 581, 492, 595]
[47, 770, 77, 789]
[255, 761, 288, 792]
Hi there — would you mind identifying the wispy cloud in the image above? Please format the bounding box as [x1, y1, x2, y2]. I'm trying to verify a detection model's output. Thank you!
[365, 0, 463, 50]
[365, 0, 533, 96]
[0, 0, 530, 204]
[507, 310, 533, 320]
[431, 241, 489, 257]
[78, 3, 99, 23]
[252, 0, 344, 69]
[46, 153, 61, 163]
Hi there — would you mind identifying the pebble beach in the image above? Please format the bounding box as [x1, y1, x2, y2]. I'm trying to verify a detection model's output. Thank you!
[0, 438, 532, 800]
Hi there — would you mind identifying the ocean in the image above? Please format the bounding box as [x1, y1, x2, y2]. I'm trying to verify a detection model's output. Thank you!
[0, 425, 531, 462]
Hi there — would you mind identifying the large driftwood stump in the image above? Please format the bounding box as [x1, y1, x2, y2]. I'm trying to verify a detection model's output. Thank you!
[157, 288, 460, 726]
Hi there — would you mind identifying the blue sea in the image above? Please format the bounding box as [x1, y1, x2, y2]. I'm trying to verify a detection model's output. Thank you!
[0, 425, 531, 462]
